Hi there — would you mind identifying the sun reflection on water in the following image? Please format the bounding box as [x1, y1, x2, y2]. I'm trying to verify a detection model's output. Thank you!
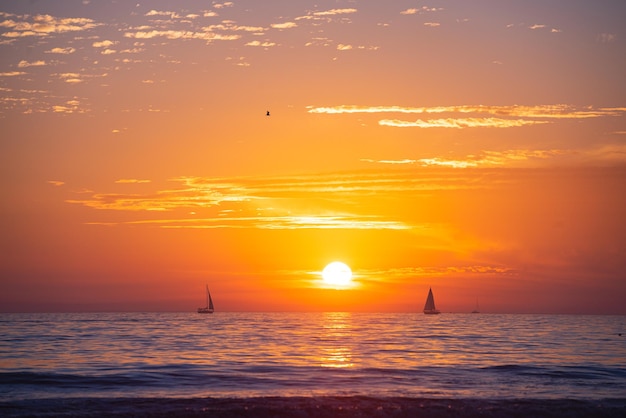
[318, 312, 354, 368]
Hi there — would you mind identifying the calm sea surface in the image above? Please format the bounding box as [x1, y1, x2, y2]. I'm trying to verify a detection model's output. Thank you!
[1, 312, 625, 401]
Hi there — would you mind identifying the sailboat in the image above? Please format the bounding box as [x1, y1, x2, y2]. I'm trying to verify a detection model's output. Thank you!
[471, 299, 480, 314]
[423, 287, 441, 314]
[197, 285, 214, 314]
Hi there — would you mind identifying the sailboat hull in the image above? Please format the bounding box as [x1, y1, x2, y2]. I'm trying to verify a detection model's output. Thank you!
[197, 308, 214, 314]
[423, 309, 440, 315]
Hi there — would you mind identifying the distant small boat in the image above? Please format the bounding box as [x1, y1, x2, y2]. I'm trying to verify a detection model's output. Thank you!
[423, 287, 440, 315]
[471, 299, 480, 314]
[197, 285, 214, 314]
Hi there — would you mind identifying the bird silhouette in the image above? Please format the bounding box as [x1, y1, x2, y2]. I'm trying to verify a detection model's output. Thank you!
[266, 111, 270, 116]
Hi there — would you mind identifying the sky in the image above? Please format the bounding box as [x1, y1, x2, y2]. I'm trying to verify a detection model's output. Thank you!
[1, 0, 625, 314]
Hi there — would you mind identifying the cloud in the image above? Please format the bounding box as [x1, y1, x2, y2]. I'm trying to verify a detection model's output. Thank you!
[115, 179, 151, 184]
[308, 104, 626, 130]
[92, 39, 115, 48]
[360, 159, 416, 165]
[53, 99, 83, 113]
[48, 180, 65, 187]
[0, 71, 33, 76]
[145, 10, 181, 19]
[271, 22, 297, 29]
[313, 9, 357, 16]
[0, 14, 99, 37]
[308, 104, 624, 119]
[295, 8, 357, 23]
[360, 266, 516, 284]
[45, 47, 76, 54]
[245, 40, 276, 47]
[17, 60, 46, 67]
[529, 24, 546, 30]
[56, 72, 83, 83]
[401, 7, 443, 15]
[336, 44, 352, 50]
[213, 2, 234, 9]
[51, 71, 106, 85]
[124, 30, 240, 42]
[362, 147, 626, 168]
[597, 33, 616, 43]
[69, 172, 485, 230]
[205, 22, 266, 33]
[417, 158, 478, 168]
[424, 22, 440, 27]
[379, 117, 547, 128]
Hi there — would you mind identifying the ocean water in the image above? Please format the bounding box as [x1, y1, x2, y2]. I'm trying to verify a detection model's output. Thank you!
[1, 312, 625, 405]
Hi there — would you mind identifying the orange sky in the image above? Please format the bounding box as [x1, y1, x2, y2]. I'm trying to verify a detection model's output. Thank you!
[1, 1, 625, 313]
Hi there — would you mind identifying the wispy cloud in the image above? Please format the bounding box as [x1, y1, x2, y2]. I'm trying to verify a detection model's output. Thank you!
[126, 215, 410, 231]
[362, 147, 626, 168]
[360, 159, 416, 165]
[17, 60, 46, 67]
[379, 117, 547, 128]
[400, 7, 443, 15]
[45, 46, 76, 54]
[307, 104, 622, 118]
[115, 179, 151, 184]
[92, 39, 115, 48]
[213, 2, 234, 9]
[66, 171, 491, 229]
[124, 29, 240, 42]
[295, 8, 357, 23]
[245, 40, 276, 47]
[0, 71, 27, 76]
[0, 13, 99, 37]
[359, 265, 516, 284]
[312, 9, 357, 17]
[597, 33, 616, 43]
[204, 22, 266, 33]
[145, 10, 182, 19]
[271, 22, 297, 29]
[52, 99, 84, 113]
[308, 104, 626, 129]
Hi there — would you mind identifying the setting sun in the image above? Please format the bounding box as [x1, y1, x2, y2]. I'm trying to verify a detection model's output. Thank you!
[322, 262, 353, 287]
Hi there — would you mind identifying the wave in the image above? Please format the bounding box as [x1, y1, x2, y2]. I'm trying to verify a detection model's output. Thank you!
[481, 364, 626, 380]
[4, 363, 624, 394]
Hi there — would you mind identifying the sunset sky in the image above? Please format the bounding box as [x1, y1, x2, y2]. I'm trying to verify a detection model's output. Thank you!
[1, 0, 625, 314]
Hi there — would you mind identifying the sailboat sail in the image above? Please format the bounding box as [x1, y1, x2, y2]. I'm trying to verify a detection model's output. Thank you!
[423, 287, 440, 314]
[198, 285, 214, 314]
[208, 289, 214, 311]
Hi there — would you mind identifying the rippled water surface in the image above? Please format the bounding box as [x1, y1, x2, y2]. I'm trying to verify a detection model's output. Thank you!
[1, 312, 624, 401]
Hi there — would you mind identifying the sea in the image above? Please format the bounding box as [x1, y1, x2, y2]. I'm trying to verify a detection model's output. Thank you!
[1, 312, 625, 417]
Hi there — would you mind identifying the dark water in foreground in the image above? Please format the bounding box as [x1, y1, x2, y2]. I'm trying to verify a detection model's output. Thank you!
[1, 312, 625, 416]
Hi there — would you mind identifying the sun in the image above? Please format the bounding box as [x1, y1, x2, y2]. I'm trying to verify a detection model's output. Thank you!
[322, 262, 353, 287]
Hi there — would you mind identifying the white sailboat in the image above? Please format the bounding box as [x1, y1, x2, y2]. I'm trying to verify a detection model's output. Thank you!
[423, 287, 440, 314]
[197, 285, 214, 314]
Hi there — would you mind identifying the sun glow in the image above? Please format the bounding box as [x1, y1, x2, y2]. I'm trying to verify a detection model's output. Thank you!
[322, 262, 353, 287]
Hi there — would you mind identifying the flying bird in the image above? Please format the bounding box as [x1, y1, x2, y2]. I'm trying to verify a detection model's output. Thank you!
[266, 111, 270, 116]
